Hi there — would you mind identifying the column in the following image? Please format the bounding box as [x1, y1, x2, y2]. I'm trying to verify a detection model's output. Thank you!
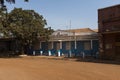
[91, 40, 93, 49]
[75, 36, 77, 49]
[58, 40, 62, 57]
[59, 40, 62, 49]
[39, 41, 41, 49]
[51, 41, 53, 49]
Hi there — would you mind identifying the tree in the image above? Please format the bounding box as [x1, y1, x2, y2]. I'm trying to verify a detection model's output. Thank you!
[0, 0, 29, 7]
[0, 7, 9, 37]
[5, 8, 52, 54]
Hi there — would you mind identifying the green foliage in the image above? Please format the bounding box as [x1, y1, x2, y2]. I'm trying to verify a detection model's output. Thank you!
[0, 0, 29, 6]
[0, 8, 10, 37]
[0, 8, 54, 53]
[7, 8, 50, 44]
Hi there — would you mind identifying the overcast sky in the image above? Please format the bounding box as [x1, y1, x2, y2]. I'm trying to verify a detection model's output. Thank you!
[5, 0, 120, 30]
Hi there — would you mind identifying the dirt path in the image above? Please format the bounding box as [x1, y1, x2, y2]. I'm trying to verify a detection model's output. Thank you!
[0, 57, 119, 80]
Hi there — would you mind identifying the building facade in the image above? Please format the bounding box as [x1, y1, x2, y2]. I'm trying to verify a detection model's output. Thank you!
[37, 28, 99, 57]
[0, 38, 17, 56]
[98, 4, 120, 60]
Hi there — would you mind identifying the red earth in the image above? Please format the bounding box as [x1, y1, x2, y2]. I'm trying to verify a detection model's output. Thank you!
[0, 56, 119, 80]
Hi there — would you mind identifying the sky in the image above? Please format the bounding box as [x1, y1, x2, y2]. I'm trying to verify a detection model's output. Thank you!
[5, 0, 120, 30]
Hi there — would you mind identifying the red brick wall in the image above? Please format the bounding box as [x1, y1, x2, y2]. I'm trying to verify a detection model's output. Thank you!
[98, 5, 120, 33]
[98, 4, 120, 60]
[104, 34, 115, 59]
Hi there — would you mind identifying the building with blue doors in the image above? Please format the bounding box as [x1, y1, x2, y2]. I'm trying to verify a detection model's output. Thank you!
[36, 28, 99, 58]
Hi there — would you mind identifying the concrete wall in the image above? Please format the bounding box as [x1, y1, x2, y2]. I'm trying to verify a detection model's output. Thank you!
[40, 40, 99, 57]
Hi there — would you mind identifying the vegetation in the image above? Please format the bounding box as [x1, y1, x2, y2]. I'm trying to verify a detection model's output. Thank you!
[0, 0, 29, 6]
[0, 8, 53, 54]
[0, 0, 54, 55]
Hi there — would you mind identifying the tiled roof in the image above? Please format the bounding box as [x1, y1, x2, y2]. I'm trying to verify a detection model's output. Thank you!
[65, 28, 97, 33]
[92, 29, 98, 32]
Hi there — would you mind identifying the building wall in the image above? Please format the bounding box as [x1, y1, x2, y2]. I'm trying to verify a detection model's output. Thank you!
[103, 34, 115, 59]
[0, 40, 16, 52]
[33, 28, 99, 57]
[34, 41, 40, 50]
[0, 39, 18, 56]
[98, 4, 120, 33]
[98, 4, 120, 60]
[40, 40, 99, 57]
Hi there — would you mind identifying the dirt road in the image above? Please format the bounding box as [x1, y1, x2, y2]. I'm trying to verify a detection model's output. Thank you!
[0, 57, 119, 80]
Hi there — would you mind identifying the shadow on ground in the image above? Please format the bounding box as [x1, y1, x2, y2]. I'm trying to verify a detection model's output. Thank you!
[74, 57, 120, 65]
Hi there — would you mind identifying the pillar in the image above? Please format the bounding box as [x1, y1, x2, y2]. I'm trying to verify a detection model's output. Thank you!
[40, 41, 41, 49]
[52, 41, 53, 49]
[91, 40, 93, 49]
[75, 36, 77, 49]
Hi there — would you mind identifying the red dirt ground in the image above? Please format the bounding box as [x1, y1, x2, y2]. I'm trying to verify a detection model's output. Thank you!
[0, 56, 120, 80]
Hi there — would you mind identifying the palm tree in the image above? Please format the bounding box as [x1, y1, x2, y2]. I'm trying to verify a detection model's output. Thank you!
[0, 0, 29, 7]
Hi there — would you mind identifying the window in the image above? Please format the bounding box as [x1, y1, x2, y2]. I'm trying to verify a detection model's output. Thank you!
[56, 42, 60, 50]
[115, 35, 120, 46]
[66, 42, 71, 50]
[105, 44, 112, 49]
[116, 35, 120, 42]
[48, 42, 52, 50]
[115, 42, 120, 46]
[84, 41, 91, 50]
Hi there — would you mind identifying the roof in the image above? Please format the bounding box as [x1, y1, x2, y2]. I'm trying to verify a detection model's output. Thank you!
[93, 29, 98, 32]
[50, 28, 98, 41]
[51, 28, 98, 36]
[65, 28, 97, 33]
